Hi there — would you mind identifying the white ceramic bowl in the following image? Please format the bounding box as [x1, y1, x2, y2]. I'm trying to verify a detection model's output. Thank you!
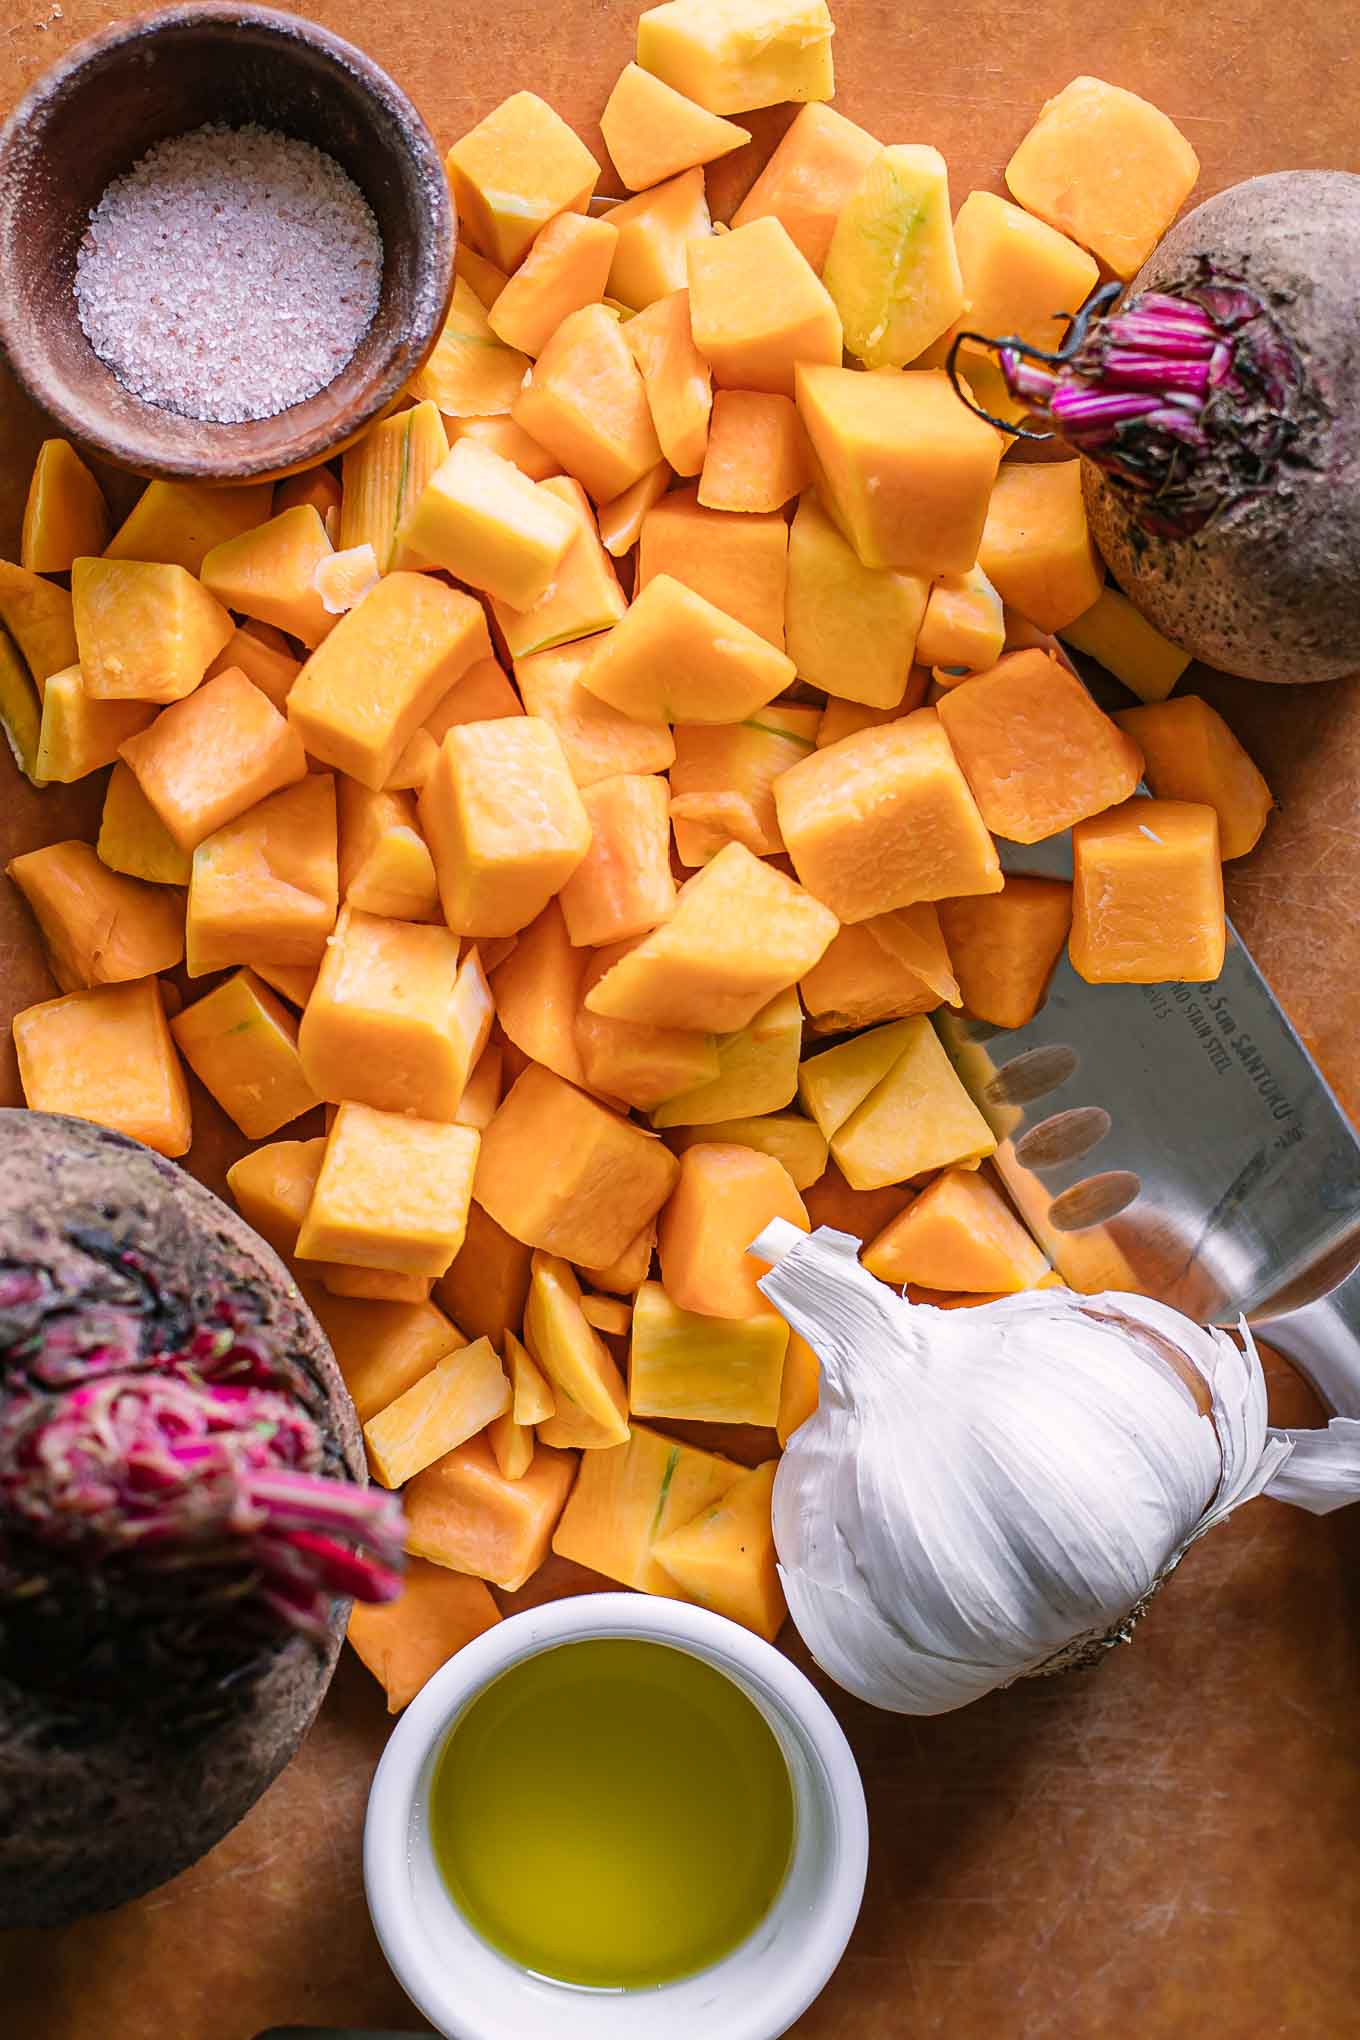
[364, 1592, 868, 2040]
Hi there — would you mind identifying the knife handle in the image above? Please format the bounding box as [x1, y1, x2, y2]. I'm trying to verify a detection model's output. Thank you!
[1254, 1253, 1360, 1418]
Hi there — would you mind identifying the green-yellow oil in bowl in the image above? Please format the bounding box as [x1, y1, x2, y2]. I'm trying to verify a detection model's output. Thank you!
[428, 1637, 796, 1989]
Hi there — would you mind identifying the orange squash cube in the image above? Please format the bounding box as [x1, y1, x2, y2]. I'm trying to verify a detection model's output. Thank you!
[337, 780, 441, 923]
[816, 1015, 996, 1191]
[97, 761, 192, 887]
[398, 439, 579, 610]
[552, 1420, 739, 1595]
[444, 414, 560, 483]
[250, 960, 319, 1009]
[698, 391, 808, 513]
[490, 477, 628, 661]
[629, 1281, 787, 1427]
[21, 439, 110, 572]
[275, 464, 342, 529]
[475, 1063, 680, 1268]
[815, 684, 928, 747]
[348, 1559, 501, 1713]
[186, 773, 338, 976]
[288, 572, 491, 791]
[1114, 697, 1273, 860]
[602, 61, 749, 191]
[800, 908, 959, 1033]
[446, 92, 599, 272]
[597, 464, 672, 558]
[658, 1143, 809, 1319]
[590, 1219, 658, 1296]
[418, 717, 590, 937]
[1059, 585, 1192, 704]
[731, 102, 879, 270]
[226, 1136, 327, 1259]
[410, 278, 531, 419]
[72, 557, 232, 704]
[775, 708, 1001, 920]
[120, 668, 307, 851]
[669, 706, 818, 865]
[863, 1166, 1049, 1292]
[13, 979, 191, 1157]
[514, 304, 662, 505]
[636, 0, 835, 117]
[7, 838, 182, 992]
[624, 291, 712, 478]
[205, 625, 301, 712]
[0, 558, 77, 687]
[525, 1251, 631, 1450]
[606, 168, 712, 311]
[454, 241, 511, 310]
[296, 1101, 479, 1276]
[585, 841, 837, 1033]
[649, 983, 803, 1129]
[823, 145, 965, 371]
[938, 876, 1073, 1030]
[785, 494, 928, 708]
[802, 1162, 911, 1242]
[638, 485, 787, 648]
[104, 479, 273, 576]
[576, 949, 720, 1111]
[796, 364, 1002, 575]
[490, 900, 591, 1089]
[364, 1335, 510, 1489]
[559, 773, 675, 948]
[425, 658, 524, 743]
[1070, 798, 1226, 984]
[935, 648, 1143, 844]
[199, 504, 337, 650]
[915, 566, 1006, 677]
[170, 969, 318, 1139]
[487, 1402, 536, 1483]
[406, 1431, 577, 1593]
[505, 1327, 556, 1424]
[777, 1330, 819, 1444]
[688, 217, 841, 397]
[976, 463, 1103, 635]
[488, 212, 619, 357]
[299, 907, 491, 1120]
[1005, 75, 1200, 280]
[946, 190, 1099, 359]
[515, 638, 675, 786]
[436, 1198, 534, 1345]
[582, 574, 793, 726]
[304, 1289, 465, 1423]
[665, 1111, 826, 1192]
[31, 663, 156, 784]
[652, 1460, 785, 1641]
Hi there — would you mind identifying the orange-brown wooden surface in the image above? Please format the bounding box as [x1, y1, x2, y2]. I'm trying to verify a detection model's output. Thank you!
[2, 4, 1359, 2034]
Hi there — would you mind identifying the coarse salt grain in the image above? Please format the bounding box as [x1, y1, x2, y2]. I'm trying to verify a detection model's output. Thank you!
[74, 123, 383, 426]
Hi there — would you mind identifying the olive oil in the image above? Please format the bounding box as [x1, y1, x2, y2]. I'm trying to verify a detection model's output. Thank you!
[429, 1637, 796, 1989]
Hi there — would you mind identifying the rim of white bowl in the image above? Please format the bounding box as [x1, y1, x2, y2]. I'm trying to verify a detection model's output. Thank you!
[364, 1592, 868, 2040]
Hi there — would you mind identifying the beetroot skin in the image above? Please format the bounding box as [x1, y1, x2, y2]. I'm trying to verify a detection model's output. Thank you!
[0, 1110, 385, 1929]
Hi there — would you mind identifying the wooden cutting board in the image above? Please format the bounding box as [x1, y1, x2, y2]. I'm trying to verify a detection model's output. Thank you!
[2, 3, 1359, 2034]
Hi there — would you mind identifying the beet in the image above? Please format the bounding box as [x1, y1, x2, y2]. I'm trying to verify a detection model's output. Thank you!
[0, 1110, 401, 1929]
[957, 170, 1360, 684]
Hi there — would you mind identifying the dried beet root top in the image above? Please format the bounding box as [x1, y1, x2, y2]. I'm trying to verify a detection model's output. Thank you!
[74, 122, 383, 425]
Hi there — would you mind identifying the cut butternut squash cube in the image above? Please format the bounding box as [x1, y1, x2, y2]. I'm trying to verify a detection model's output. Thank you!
[186, 773, 338, 976]
[13, 979, 191, 1157]
[976, 463, 1103, 635]
[365, 1335, 511, 1488]
[1070, 797, 1226, 984]
[606, 168, 712, 312]
[454, 241, 511, 310]
[296, 1101, 479, 1276]
[863, 1167, 1048, 1292]
[1059, 586, 1191, 704]
[340, 401, 449, 572]
[399, 439, 579, 610]
[299, 906, 491, 1121]
[796, 364, 1002, 575]
[652, 1460, 784, 1640]
[587, 841, 836, 1033]
[6, 838, 182, 993]
[777, 1330, 819, 1444]
[0, 559, 77, 688]
[624, 291, 713, 478]
[815, 1014, 996, 1190]
[823, 145, 964, 370]
[488, 1402, 536, 1482]
[21, 439, 109, 572]
[636, 0, 835, 116]
[120, 668, 307, 851]
[559, 773, 675, 948]
[490, 476, 628, 661]
[775, 708, 1001, 920]
[0, 627, 44, 784]
[689, 217, 841, 397]
[698, 391, 808, 513]
[576, 948, 720, 1110]
[590, 1219, 658, 1296]
[638, 484, 787, 648]
[597, 464, 672, 558]
[425, 657, 524, 743]
[226, 1136, 326, 1259]
[658, 1142, 808, 1318]
[170, 969, 318, 1139]
[935, 648, 1143, 844]
[916, 566, 1006, 677]
[410, 278, 531, 418]
[731, 101, 879, 270]
[525, 1251, 631, 1449]
[650, 985, 802, 1127]
[582, 574, 793, 726]
[475, 1063, 680, 1268]
[97, 761, 192, 887]
[406, 1431, 577, 1593]
[72, 557, 231, 704]
[798, 1016, 920, 1140]
[513, 304, 662, 504]
[670, 706, 818, 866]
[455, 1041, 503, 1132]
[803, 1162, 911, 1241]
[815, 683, 927, 747]
[418, 716, 590, 937]
[602, 61, 749, 192]
[505, 1327, 556, 1424]
[1005, 75, 1200, 280]
[337, 780, 440, 923]
[446, 92, 599, 272]
[199, 505, 335, 650]
[785, 494, 927, 709]
[800, 907, 959, 1033]
[553, 1420, 740, 1594]
[445, 414, 561, 482]
[288, 571, 491, 792]
[348, 1559, 501, 1713]
[937, 875, 1073, 1030]
[306, 1289, 466, 1424]
[205, 624, 301, 712]
[275, 465, 342, 530]
[105, 480, 273, 576]
[946, 190, 1099, 359]
[516, 637, 675, 787]
[490, 900, 591, 1088]
[1114, 697, 1272, 860]
[436, 1199, 534, 1345]
[666, 1110, 826, 1190]
[488, 212, 619, 356]
[580, 1293, 632, 1337]
[32, 662, 156, 783]
[629, 1281, 786, 1426]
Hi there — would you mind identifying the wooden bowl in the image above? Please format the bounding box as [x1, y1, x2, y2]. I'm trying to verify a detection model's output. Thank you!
[0, 3, 454, 482]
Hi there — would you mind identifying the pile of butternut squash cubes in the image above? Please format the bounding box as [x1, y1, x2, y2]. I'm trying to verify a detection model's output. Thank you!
[2, 0, 1276, 1710]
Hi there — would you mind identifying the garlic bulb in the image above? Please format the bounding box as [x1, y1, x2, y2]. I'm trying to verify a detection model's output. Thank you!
[752, 1220, 1360, 1716]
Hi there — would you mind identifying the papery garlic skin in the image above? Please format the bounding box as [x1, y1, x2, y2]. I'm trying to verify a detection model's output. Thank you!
[752, 1221, 1303, 1717]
